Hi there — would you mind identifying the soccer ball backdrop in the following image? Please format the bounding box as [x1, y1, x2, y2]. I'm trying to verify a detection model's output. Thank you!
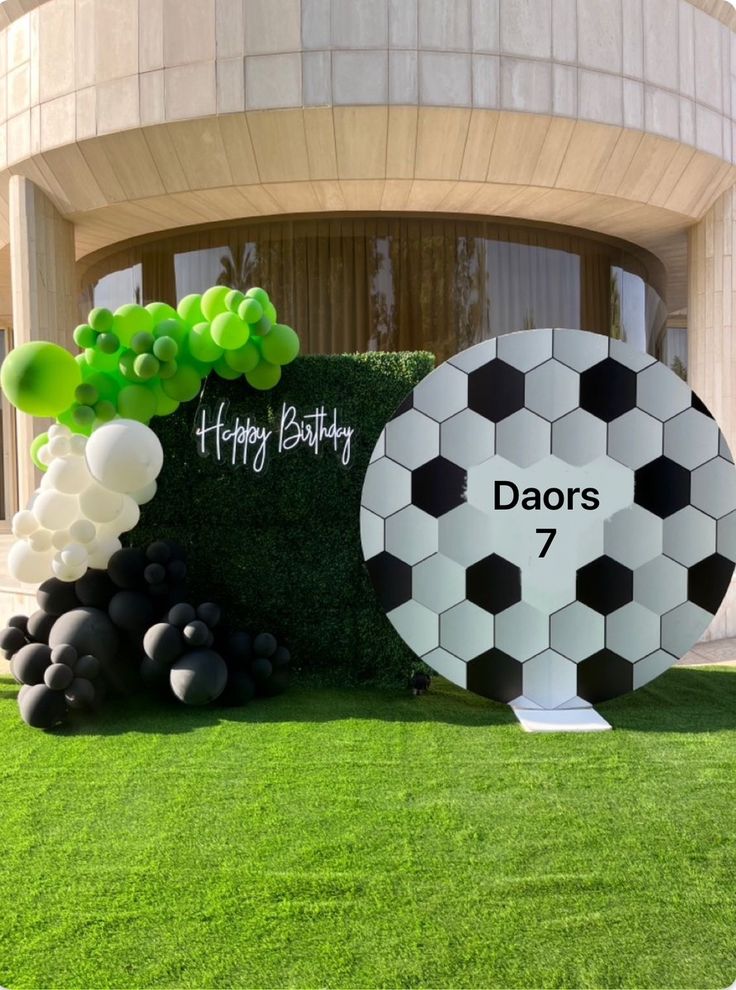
[360, 329, 736, 710]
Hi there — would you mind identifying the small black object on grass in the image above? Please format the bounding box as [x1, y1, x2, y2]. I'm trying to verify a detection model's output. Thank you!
[410, 671, 432, 697]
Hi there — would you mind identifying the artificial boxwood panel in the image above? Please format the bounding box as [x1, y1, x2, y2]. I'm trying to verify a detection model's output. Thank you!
[135, 352, 435, 686]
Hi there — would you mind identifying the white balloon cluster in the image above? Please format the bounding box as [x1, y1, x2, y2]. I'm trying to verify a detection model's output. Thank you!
[9, 419, 164, 585]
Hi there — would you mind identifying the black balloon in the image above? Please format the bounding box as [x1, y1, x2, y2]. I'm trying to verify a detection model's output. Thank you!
[75, 568, 117, 609]
[26, 610, 56, 644]
[44, 663, 74, 691]
[183, 620, 209, 647]
[108, 547, 147, 590]
[170, 649, 228, 705]
[273, 646, 291, 668]
[49, 608, 120, 666]
[163, 539, 187, 562]
[12, 643, 52, 685]
[146, 541, 172, 565]
[144, 563, 166, 585]
[140, 654, 170, 688]
[143, 622, 183, 665]
[50, 643, 77, 667]
[75, 654, 100, 680]
[251, 656, 273, 682]
[196, 602, 221, 628]
[168, 603, 196, 628]
[166, 560, 187, 583]
[7, 615, 28, 633]
[108, 591, 155, 637]
[65, 677, 95, 710]
[18, 684, 67, 729]
[225, 631, 252, 664]
[253, 633, 278, 659]
[0, 626, 27, 656]
[37, 578, 80, 617]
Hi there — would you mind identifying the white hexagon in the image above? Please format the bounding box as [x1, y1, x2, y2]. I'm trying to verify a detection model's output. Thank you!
[553, 328, 608, 371]
[440, 601, 494, 661]
[664, 409, 719, 470]
[387, 600, 438, 657]
[551, 409, 607, 466]
[663, 507, 716, 566]
[661, 601, 715, 657]
[362, 457, 412, 517]
[604, 505, 662, 569]
[525, 360, 579, 423]
[448, 338, 496, 373]
[633, 556, 688, 615]
[384, 410, 440, 470]
[691, 457, 736, 519]
[440, 409, 495, 468]
[632, 650, 676, 690]
[521, 650, 578, 709]
[637, 362, 691, 422]
[495, 409, 551, 468]
[385, 505, 438, 565]
[717, 511, 736, 562]
[550, 602, 604, 662]
[412, 554, 466, 614]
[608, 338, 657, 371]
[606, 602, 660, 662]
[608, 409, 663, 470]
[720, 432, 734, 464]
[494, 602, 549, 661]
[360, 507, 384, 560]
[422, 647, 467, 687]
[437, 503, 495, 566]
[497, 329, 552, 371]
[413, 363, 468, 423]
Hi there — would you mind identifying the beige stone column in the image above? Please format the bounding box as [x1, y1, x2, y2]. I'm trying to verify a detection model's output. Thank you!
[688, 182, 736, 640]
[8, 175, 77, 507]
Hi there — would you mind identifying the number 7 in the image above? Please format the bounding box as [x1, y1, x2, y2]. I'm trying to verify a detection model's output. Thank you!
[536, 528, 556, 558]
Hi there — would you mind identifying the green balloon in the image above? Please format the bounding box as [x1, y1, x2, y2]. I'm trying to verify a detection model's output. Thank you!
[97, 332, 120, 354]
[113, 304, 153, 346]
[86, 346, 121, 373]
[261, 324, 300, 366]
[189, 322, 224, 363]
[264, 301, 277, 324]
[134, 353, 160, 380]
[201, 285, 231, 322]
[117, 384, 157, 423]
[177, 294, 205, 327]
[132, 332, 155, 355]
[158, 359, 178, 380]
[76, 352, 94, 378]
[89, 307, 114, 333]
[225, 339, 261, 373]
[153, 335, 178, 362]
[245, 287, 270, 308]
[30, 432, 49, 472]
[254, 315, 273, 336]
[214, 356, 242, 380]
[94, 400, 117, 423]
[73, 404, 96, 427]
[1, 342, 82, 417]
[73, 324, 97, 349]
[246, 360, 282, 391]
[226, 289, 246, 313]
[57, 407, 92, 437]
[161, 364, 202, 402]
[238, 297, 263, 325]
[75, 383, 99, 406]
[153, 317, 188, 347]
[149, 380, 180, 416]
[211, 312, 249, 351]
[146, 302, 179, 326]
[85, 372, 119, 404]
[118, 352, 143, 382]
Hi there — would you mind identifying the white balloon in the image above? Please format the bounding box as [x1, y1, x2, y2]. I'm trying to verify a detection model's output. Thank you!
[48, 436, 71, 459]
[52, 529, 71, 550]
[70, 434, 88, 457]
[8, 541, 54, 584]
[113, 496, 141, 535]
[87, 536, 122, 569]
[38, 445, 52, 466]
[78, 483, 124, 523]
[33, 490, 79, 531]
[29, 529, 53, 552]
[85, 420, 163, 494]
[61, 543, 88, 568]
[48, 424, 71, 441]
[52, 555, 86, 583]
[46, 456, 91, 495]
[69, 519, 96, 544]
[12, 509, 39, 538]
[131, 480, 157, 505]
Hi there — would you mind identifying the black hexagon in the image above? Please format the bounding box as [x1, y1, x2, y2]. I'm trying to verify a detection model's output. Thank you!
[691, 392, 714, 419]
[411, 457, 467, 518]
[365, 552, 412, 612]
[390, 392, 413, 420]
[687, 553, 735, 614]
[466, 554, 521, 614]
[466, 648, 523, 703]
[576, 556, 633, 615]
[577, 649, 633, 703]
[467, 359, 525, 423]
[579, 357, 637, 423]
[634, 456, 691, 519]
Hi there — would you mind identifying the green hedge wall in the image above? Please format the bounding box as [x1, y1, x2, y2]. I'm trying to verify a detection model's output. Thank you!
[135, 352, 435, 686]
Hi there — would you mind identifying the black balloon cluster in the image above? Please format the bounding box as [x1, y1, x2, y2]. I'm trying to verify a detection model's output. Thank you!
[1, 539, 290, 730]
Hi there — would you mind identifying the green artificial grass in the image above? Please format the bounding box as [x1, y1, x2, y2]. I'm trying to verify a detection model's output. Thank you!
[1, 668, 736, 990]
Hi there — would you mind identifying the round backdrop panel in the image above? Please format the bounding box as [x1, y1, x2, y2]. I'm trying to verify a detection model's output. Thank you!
[360, 329, 736, 709]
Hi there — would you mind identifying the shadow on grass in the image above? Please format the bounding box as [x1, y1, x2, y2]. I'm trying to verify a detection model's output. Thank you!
[2, 665, 736, 737]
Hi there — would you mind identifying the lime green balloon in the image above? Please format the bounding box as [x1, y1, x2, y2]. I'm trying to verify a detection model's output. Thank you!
[261, 324, 300, 366]
[118, 352, 142, 382]
[117, 384, 157, 423]
[161, 364, 202, 402]
[1, 342, 82, 417]
[201, 285, 232, 322]
[132, 332, 155, 355]
[211, 312, 249, 351]
[86, 345, 121, 373]
[97, 332, 120, 354]
[76, 352, 94, 378]
[74, 324, 97, 349]
[238, 297, 263, 325]
[153, 335, 178, 362]
[246, 360, 282, 391]
[158, 359, 178, 380]
[75, 383, 99, 406]
[225, 339, 261, 373]
[73, 404, 95, 428]
[177, 294, 205, 327]
[226, 289, 246, 313]
[214, 356, 242, 380]
[94, 399, 117, 423]
[254, 315, 273, 337]
[30, 432, 49, 473]
[113, 304, 154, 346]
[146, 302, 179, 326]
[149, 380, 180, 416]
[86, 372, 119, 403]
[264, 301, 277, 324]
[89, 307, 114, 333]
[189, 322, 224, 363]
[57, 407, 92, 437]
[245, 287, 270, 308]
[134, 353, 160, 380]
[153, 317, 188, 347]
